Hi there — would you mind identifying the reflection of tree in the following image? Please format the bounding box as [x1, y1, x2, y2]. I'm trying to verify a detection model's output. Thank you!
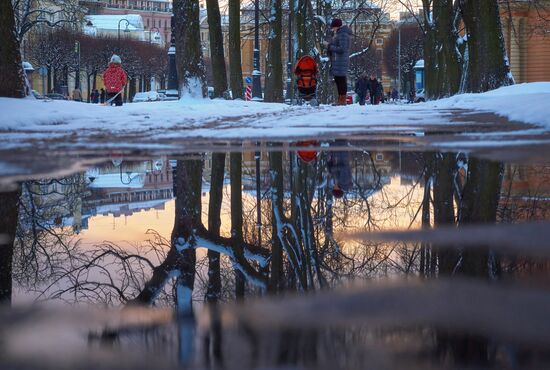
[14, 177, 84, 292]
[0, 188, 21, 303]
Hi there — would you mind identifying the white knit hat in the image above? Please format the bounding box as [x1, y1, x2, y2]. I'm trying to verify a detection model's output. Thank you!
[110, 54, 122, 64]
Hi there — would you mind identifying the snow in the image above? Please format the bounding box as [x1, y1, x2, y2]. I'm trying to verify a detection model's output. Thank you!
[428, 82, 550, 128]
[0, 83, 550, 148]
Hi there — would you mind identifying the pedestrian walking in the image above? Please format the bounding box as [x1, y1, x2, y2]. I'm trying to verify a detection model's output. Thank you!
[391, 87, 399, 102]
[72, 88, 82, 102]
[323, 18, 352, 106]
[354, 73, 369, 106]
[367, 74, 379, 105]
[100, 88, 106, 104]
[90, 89, 100, 104]
[376, 78, 384, 104]
[102, 55, 127, 106]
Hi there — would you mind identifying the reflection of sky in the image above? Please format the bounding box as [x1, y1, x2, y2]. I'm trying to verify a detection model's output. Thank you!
[79, 200, 176, 247]
[77, 176, 423, 249]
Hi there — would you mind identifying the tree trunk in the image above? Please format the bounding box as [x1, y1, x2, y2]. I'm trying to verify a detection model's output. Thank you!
[422, 0, 461, 99]
[173, 0, 207, 98]
[433, 153, 457, 275]
[206, 0, 228, 98]
[459, 158, 503, 277]
[0, 0, 26, 98]
[206, 153, 225, 303]
[264, 0, 284, 102]
[131, 158, 203, 308]
[0, 188, 20, 304]
[230, 152, 245, 299]
[228, 0, 244, 99]
[461, 0, 513, 92]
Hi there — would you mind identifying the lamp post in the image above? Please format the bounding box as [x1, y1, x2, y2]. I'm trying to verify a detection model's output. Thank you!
[286, 8, 293, 103]
[117, 18, 131, 43]
[166, 16, 179, 98]
[397, 23, 401, 98]
[74, 40, 80, 90]
[252, 0, 262, 99]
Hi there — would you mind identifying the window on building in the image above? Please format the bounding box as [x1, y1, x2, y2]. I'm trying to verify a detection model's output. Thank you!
[376, 38, 383, 46]
[147, 18, 149, 28]
[375, 153, 384, 161]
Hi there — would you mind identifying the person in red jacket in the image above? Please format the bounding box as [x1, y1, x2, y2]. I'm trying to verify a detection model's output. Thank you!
[102, 54, 127, 106]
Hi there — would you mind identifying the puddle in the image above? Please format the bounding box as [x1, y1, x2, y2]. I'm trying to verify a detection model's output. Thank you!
[1, 141, 550, 369]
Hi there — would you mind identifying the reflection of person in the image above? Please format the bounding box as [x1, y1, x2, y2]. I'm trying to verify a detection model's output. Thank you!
[327, 150, 352, 198]
[102, 54, 127, 106]
[322, 18, 352, 106]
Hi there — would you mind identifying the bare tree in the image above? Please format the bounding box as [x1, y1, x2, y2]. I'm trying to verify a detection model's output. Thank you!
[264, 0, 284, 102]
[460, 0, 514, 92]
[173, 0, 207, 97]
[228, 0, 244, 99]
[206, 0, 228, 97]
[1, 0, 26, 97]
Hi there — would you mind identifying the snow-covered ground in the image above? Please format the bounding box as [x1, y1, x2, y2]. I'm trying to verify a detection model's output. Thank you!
[0, 82, 550, 148]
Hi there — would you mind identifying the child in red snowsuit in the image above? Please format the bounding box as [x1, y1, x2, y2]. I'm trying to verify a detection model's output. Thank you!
[102, 54, 127, 106]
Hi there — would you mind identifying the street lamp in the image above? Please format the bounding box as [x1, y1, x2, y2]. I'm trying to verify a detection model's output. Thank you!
[149, 26, 161, 43]
[286, 7, 293, 102]
[118, 18, 131, 43]
[252, 0, 262, 99]
[397, 21, 402, 98]
[166, 16, 178, 98]
[74, 40, 81, 90]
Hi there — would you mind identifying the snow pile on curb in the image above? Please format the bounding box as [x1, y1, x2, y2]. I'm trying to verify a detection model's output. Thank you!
[0, 97, 297, 133]
[427, 82, 550, 129]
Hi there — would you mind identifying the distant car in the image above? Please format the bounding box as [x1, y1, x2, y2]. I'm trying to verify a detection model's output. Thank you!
[132, 91, 162, 102]
[46, 93, 67, 100]
[31, 90, 45, 99]
[415, 88, 425, 103]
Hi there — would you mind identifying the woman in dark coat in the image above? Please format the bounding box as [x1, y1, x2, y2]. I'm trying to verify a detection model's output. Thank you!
[323, 19, 352, 106]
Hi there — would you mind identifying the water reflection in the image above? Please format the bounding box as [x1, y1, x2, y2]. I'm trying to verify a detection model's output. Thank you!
[1, 147, 550, 368]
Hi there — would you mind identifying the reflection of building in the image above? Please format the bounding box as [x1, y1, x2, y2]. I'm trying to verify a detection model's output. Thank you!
[84, 14, 147, 42]
[501, 165, 550, 221]
[79, 0, 173, 45]
[84, 159, 174, 218]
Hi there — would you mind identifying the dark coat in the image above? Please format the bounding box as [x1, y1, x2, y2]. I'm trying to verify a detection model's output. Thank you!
[355, 77, 369, 96]
[90, 91, 99, 103]
[328, 26, 352, 77]
[367, 78, 379, 96]
[327, 151, 352, 192]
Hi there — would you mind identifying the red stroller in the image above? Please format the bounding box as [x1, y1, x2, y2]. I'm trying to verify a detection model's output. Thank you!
[294, 55, 319, 106]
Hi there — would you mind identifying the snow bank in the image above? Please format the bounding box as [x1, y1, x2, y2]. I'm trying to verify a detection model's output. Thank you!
[0, 83, 549, 146]
[0, 98, 296, 133]
[427, 82, 550, 129]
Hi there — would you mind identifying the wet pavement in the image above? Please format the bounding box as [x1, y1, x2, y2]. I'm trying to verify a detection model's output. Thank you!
[1, 132, 550, 369]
